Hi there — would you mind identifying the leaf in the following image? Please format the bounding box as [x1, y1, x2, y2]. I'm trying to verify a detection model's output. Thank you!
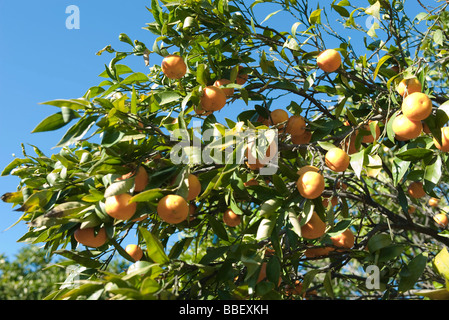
[287, 208, 302, 238]
[433, 247, 449, 281]
[104, 179, 135, 198]
[120, 72, 149, 85]
[54, 249, 102, 269]
[55, 116, 99, 148]
[414, 288, 449, 300]
[31, 110, 79, 133]
[323, 271, 335, 299]
[309, 8, 322, 25]
[398, 253, 428, 292]
[350, 149, 365, 179]
[373, 55, 391, 81]
[138, 227, 169, 264]
[130, 188, 165, 205]
[261, 9, 282, 25]
[205, 214, 229, 241]
[39, 99, 91, 110]
[433, 29, 444, 46]
[260, 198, 282, 218]
[256, 217, 276, 240]
[365, 1, 381, 20]
[396, 148, 434, 161]
[199, 246, 230, 265]
[367, 233, 392, 253]
[423, 155, 442, 197]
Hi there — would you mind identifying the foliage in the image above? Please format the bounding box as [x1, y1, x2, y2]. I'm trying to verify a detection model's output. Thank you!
[2, 0, 449, 300]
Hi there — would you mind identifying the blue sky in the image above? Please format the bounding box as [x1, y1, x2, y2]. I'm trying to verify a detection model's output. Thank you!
[0, 1, 430, 260]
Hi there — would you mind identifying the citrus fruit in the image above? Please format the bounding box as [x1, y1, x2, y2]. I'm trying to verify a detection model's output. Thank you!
[213, 78, 234, 97]
[119, 166, 149, 192]
[157, 194, 189, 224]
[297, 165, 319, 177]
[105, 193, 137, 220]
[433, 127, 449, 152]
[300, 211, 326, 239]
[325, 147, 350, 172]
[269, 109, 289, 126]
[74, 227, 108, 248]
[161, 54, 187, 79]
[200, 86, 227, 112]
[223, 209, 241, 227]
[186, 174, 201, 201]
[286, 115, 306, 136]
[296, 171, 325, 199]
[360, 121, 381, 144]
[291, 130, 312, 145]
[407, 181, 426, 199]
[392, 114, 422, 140]
[236, 66, 248, 85]
[433, 213, 448, 228]
[125, 244, 144, 262]
[401, 92, 432, 121]
[330, 228, 355, 249]
[316, 49, 342, 73]
[396, 77, 421, 97]
[428, 197, 439, 207]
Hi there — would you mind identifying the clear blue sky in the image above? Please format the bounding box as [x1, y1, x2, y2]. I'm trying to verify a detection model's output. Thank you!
[0, 1, 428, 260]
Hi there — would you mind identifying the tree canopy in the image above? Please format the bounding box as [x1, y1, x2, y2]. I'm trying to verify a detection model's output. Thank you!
[2, 0, 449, 300]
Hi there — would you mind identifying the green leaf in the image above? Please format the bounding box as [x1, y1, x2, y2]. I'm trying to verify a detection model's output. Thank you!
[55, 116, 99, 148]
[423, 155, 442, 197]
[350, 149, 365, 179]
[373, 55, 391, 81]
[398, 253, 428, 292]
[309, 8, 322, 25]
[104, 179, 135, 198]
[138, 227, 169, 264]
[39, 99, 91, 110]
[205, 214, 229, 241]
[414, 288, 449, 300]
[120, 72, 149, 85]
[323, 271, 335, 298]
[199, 246, 230, 265]
[367, 233, 392, 253]
[54, 250, 102, 269]
[433, 29, 444, 46]
[256, 217, 276, 240]
[396, 148, 434, 161]
[266, 256, 281, 286]
[31, 110, 79, 133]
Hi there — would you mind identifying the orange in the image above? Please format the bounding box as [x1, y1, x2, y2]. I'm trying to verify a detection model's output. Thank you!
[291, 130, 312, 145]
[74, 227, 108, 248]
[236, 66, 248, 85]
[316, 49, 342, 73]
[433, 127, 449, 152]
[401, 92, 432, 121]
[325, 147, 350, 172]
[344, 132, 359, 155]
[330, 228, 355, 249]
[322, 195, 338, 208]
[189, 203, 197, 221]
[286, 115, 306, 136]
[396, 77, 421, 97]
[433, 213, 449, 228]
[428, 197, 439, 207]
[407, 181, 426, 199]
[105, 193, 137, 220]
[392, 114, 422, 140]
[161, 54, 187, 79]
[360, 121, 381, 144]
[200, 86, 227, 112]
[256, 262, 282, 286]
[119, 166, 149, 192]
[213, 78, 234, 97]
[269, 109, 289, 126]
[243, 178, 259, 187]
[186, 174, 201, 201]
[407, 205, 416, 214]
[297, 165, 319, 177]
[246, 139, 278, 170]
[304, 246, 333, 258]
[125, 244, 144, 262]
[157, 194, 189, 224]
[223, 209, 241, 227]
[300, 211, 326, 239]
[296, 171, 325, 199]
[194, 104, 213, 116]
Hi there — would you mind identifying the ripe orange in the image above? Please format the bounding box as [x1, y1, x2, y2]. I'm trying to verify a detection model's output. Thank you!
[269, 109, 289, 126]
[322, 195, 338, 208]
[407, 181, 426, 199]
[428, 197, 439, 207]
[297, 165, 319, 177]
[125, 244, 144, 262]
[316, 49, 342, 73]
[236, 66, 248, 85]
[304, 246, 333, 258]
[325, 147, 350, 172]
[105, 193, 137, 220]
[401, 92, 432, 121]
[213, 78, 234, 97]
[74, 227, 108, 248]
[396, 77, 421, 97]
[246, 139, 278, 170]
[433, 127, 449, 152]
[392, 114, 422, 140]
[344, 132, 359, 154]
[296, 171, 325, 199]
[161, 54, 187, 79]
[286, 115, 306, 136]
[223, 209, 241, 227]
[200, 86, 227, 112]
[291, 130, 312, 145]
[119, 166, 149, 192]
[157, 194, 189, 224]
[330, 228, 355, 249]
[361, 121, 381, 144]
[256, 262, 282, 286]
[407, 205, 416, 214]
[300, 211, 326, 239]
[243, 178, 259, 187]
[433, 213, 449, 228]
[186, 174, 201, 201]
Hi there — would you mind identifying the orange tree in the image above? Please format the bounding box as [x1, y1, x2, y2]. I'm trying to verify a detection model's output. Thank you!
[2, 0, 449, 300]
